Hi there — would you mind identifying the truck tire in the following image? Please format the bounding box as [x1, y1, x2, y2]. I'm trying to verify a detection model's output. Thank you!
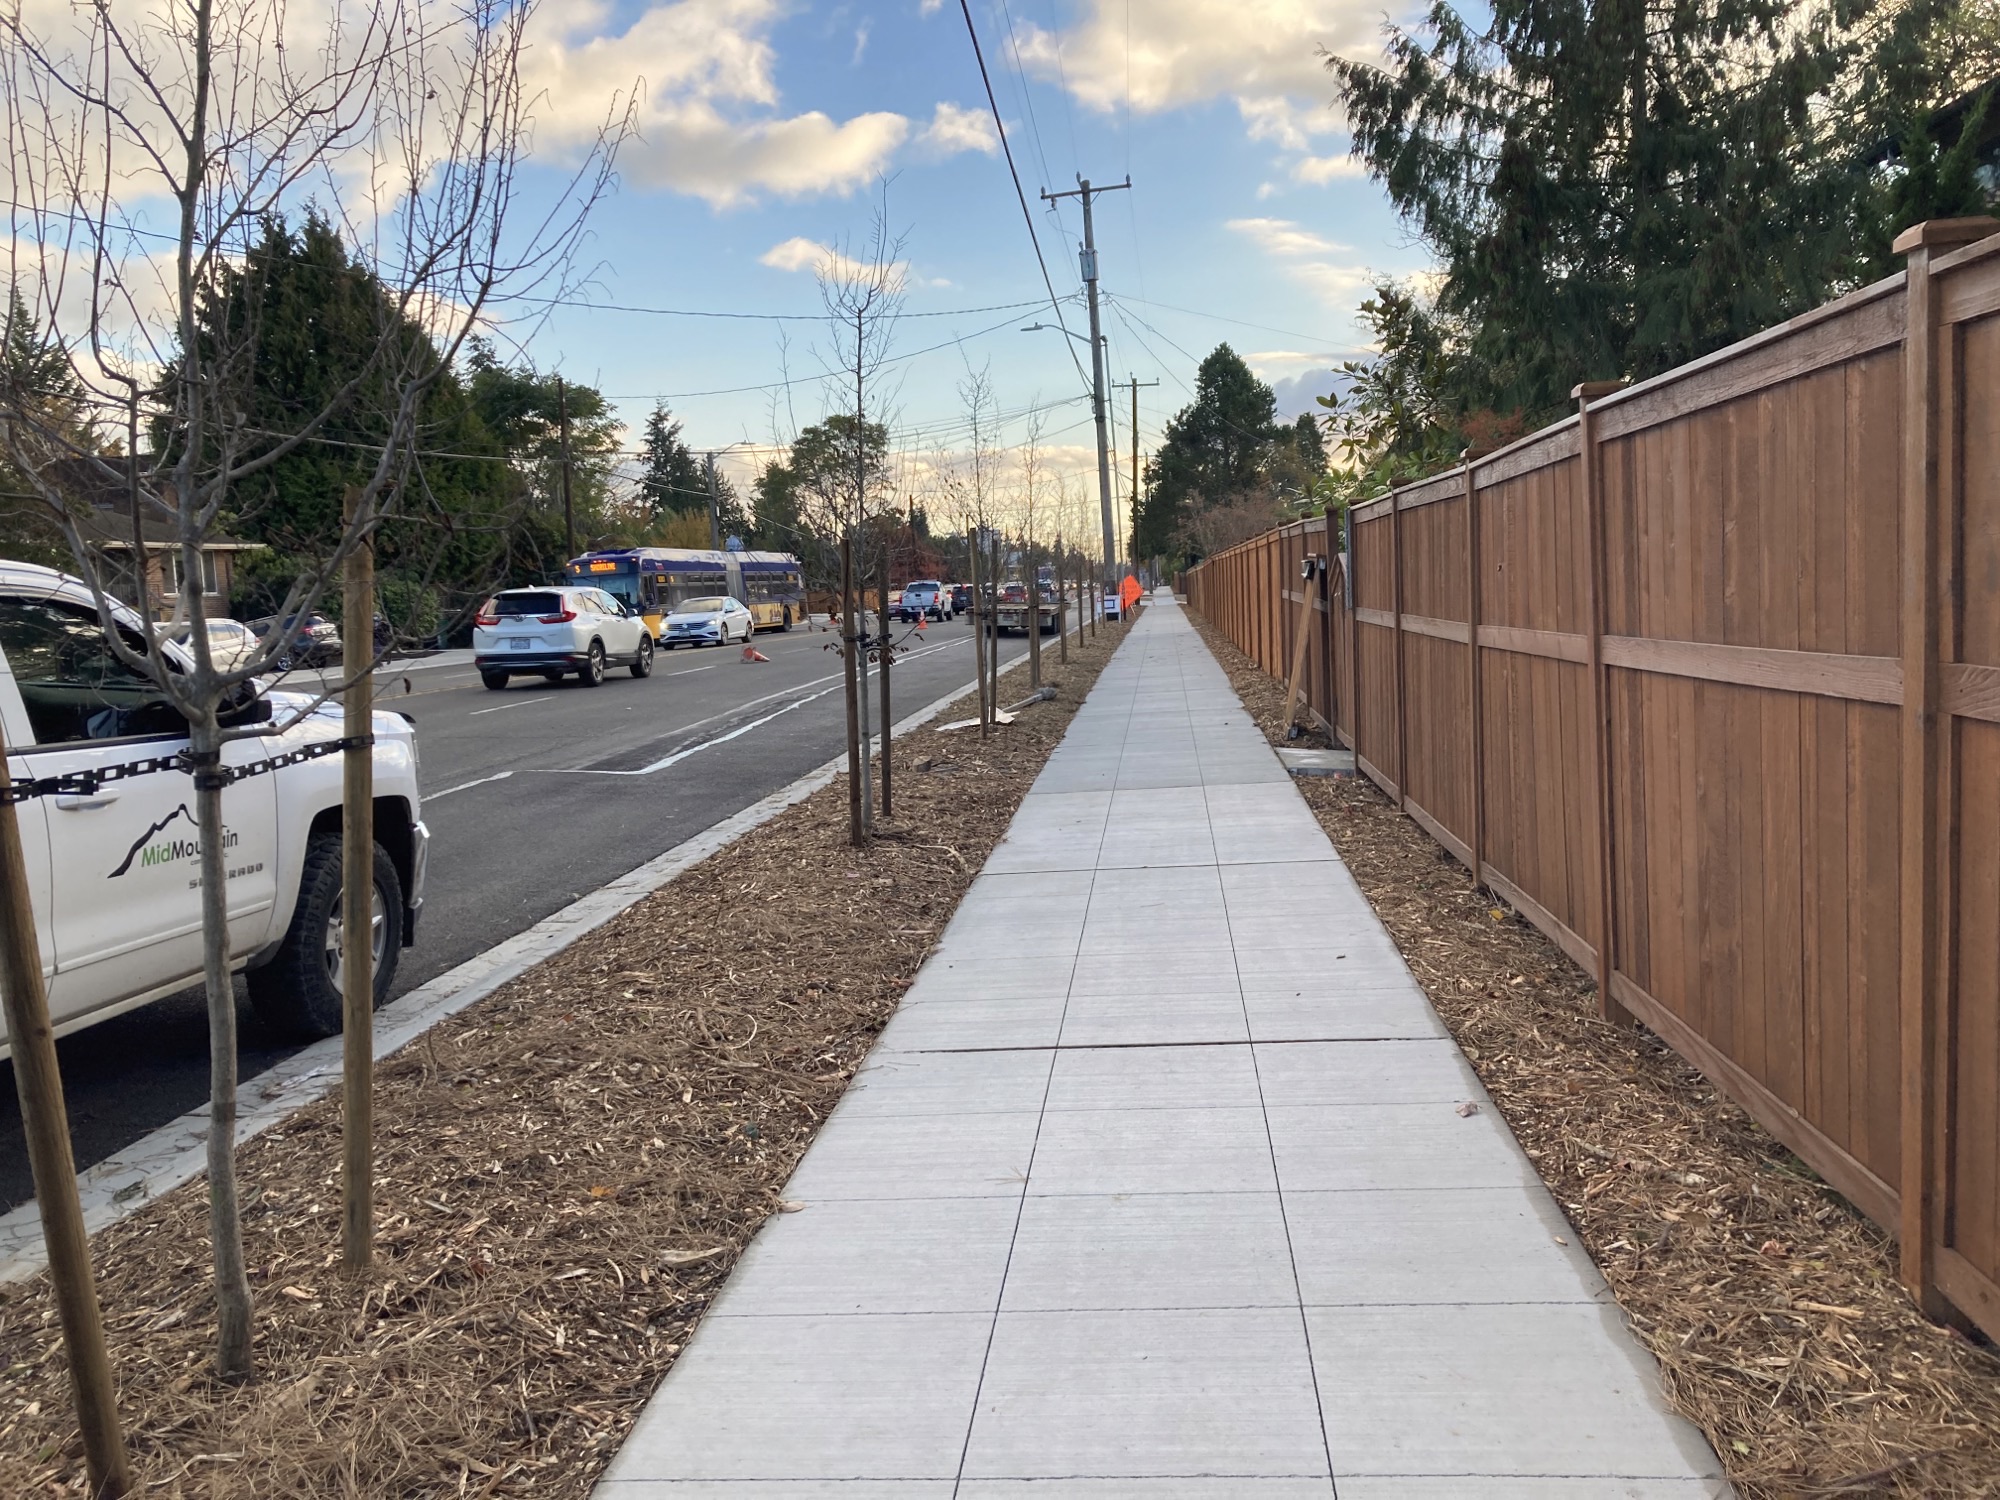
[248, 834, 404, 1042]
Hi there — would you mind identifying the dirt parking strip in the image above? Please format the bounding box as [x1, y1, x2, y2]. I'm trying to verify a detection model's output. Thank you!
[0, 622, 1127, 1499]
[1187, 608, 2000, 1500]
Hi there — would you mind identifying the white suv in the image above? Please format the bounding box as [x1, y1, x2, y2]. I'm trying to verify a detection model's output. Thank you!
[0, 561, 428, 1048]
[473, 586, 654, 690]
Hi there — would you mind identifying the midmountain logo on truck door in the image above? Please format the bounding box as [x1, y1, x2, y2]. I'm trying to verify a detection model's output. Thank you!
[108, 804, 239, 878]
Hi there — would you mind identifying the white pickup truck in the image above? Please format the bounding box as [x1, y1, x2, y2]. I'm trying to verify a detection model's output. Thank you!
[0, 561, 428, 1052]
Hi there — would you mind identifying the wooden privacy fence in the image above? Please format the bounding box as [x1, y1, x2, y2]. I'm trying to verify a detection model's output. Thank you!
[1183, 218, 2000, 1342]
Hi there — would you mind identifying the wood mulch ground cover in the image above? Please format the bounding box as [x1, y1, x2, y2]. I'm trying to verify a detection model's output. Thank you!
[0, 619, 1129, 1498]
[1189, 609, 2000, 1500]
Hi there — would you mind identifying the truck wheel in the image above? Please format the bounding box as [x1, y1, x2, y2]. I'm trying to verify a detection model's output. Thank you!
[481, 670, 509, 690]
[248, 834, 404, 1042]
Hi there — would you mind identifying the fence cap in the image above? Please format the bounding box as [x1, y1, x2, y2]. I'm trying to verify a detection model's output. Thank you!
[1571, 380, 1628, 402]
[1893, 216, 2000, 255]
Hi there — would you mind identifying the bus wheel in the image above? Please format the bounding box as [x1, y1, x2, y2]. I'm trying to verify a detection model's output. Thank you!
[781, 608, 793, 632]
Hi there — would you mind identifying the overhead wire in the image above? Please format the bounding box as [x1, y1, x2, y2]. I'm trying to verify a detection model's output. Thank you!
[954, 0, 1092, 399]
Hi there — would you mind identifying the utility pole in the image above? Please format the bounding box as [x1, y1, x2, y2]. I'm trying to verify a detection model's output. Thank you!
[1041, 175, 1129, 580]
[1126, 375, 1157, 573]
[556, 375, 575, 564]
[705, 452, 721, 551]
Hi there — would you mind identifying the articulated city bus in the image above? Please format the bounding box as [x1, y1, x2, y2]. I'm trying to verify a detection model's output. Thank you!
[566, 548, 806, 636]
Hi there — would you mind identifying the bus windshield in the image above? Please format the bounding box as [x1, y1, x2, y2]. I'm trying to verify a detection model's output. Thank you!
[595, 574, 641, 608]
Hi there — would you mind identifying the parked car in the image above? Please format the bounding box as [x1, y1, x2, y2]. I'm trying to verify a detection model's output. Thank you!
[246, 610, 342, 670]
[1103, 590, 1123, 621]
[0, 559, 427, 1047]
[662, 595, 755, 649]
[474, 585, 654, 688]
[895, 581, 953, 622]
[173, 617, 261, 673]
[950, 583, 972, 614]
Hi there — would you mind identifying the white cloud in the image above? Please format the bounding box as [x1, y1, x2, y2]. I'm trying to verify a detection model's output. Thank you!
[920, 102, 1000, 157]
[1246, 349, 1343, 367]
[1293, 152, 1366, 184]
[759, 236, 910, 285]
[1014, 0, 1371, 115]
[1227, 217, 1346, 257]
[919, 0, 945, 13]
[521, 0, 910, 207]
[1225, 218, 1374, 315]
[1015, 2, 1381, 185]
[1288, 262, 1376, 307]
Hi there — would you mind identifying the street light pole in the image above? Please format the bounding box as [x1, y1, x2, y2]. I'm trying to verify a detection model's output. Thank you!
[1041, 175, 1129, 578]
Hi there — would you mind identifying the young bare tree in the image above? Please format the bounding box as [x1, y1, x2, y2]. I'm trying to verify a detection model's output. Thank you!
[940, 364, 1002, 734]
[0, 0, 626, 1382]
[798, 197, 905, 842]
[1018, 410, 1050, 689]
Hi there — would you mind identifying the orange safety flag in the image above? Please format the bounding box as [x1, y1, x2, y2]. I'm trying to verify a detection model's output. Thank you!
[1119, 575, 1142, 612]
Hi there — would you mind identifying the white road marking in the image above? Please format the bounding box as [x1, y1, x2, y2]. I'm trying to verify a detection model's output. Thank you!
[436, 634, 999, 794]
[468, 694, 555, 717]
[427, 769, 516, 800]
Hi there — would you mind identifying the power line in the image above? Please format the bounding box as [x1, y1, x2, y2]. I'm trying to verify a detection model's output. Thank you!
[996, 0, 1055, 196]
[597, 303, 1063, 401]
[515, 294, 1050, 323]
[954, 0, 1092, 399]
[1106, 292, 1357, 351]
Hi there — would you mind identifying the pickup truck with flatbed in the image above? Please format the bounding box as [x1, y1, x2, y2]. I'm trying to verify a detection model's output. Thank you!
[0, 561, 428, 1053]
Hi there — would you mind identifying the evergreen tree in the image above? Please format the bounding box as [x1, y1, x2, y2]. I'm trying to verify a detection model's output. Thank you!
[0, 285, 90, 568]
[637, 403, 707, 522]
[167, 212, 517, 621]
[1329, 0, 1868, 422]
[1132, 344, 1281, 565]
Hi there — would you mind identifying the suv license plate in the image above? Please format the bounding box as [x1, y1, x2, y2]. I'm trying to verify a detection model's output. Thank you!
[510, 639, 531, 650]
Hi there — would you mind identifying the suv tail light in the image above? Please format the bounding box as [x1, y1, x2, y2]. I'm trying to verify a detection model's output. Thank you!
[474, 599, 499, 626]
[540, 607, 577, 624]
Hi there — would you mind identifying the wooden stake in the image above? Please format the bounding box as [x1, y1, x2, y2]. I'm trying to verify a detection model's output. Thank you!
[341, 492, 375, 1274]
[1280, 558, 1319, 735]
[0, 721, 132, 1497]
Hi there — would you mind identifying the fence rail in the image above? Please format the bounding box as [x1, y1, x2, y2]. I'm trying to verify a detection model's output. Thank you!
[1182, 217, 2000, 1341]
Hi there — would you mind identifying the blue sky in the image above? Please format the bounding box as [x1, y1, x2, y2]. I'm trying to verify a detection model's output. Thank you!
[502, 0, 1434, 498]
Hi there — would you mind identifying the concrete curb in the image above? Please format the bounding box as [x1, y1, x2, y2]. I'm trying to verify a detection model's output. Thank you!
[0, 650, 1031, 1284]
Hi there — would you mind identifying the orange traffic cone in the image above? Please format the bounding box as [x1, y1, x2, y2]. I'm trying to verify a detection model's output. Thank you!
[742, 644, 771, 662]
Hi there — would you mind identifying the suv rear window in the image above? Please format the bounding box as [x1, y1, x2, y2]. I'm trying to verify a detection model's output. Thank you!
[494, 592, 562, 617]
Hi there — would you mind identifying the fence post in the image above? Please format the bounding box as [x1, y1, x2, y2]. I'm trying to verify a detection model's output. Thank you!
[1575, 381, 1631, 1026]
[1463, 451, 1492, 890]
[1895, 216, 1996, 1313]
[1391, 485, 1408, 807]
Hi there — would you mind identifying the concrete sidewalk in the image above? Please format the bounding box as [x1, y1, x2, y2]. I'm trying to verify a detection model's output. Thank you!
[597, 593, 1729, 1498]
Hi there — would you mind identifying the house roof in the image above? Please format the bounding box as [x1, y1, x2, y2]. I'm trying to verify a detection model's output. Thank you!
[36, 456, 260, 552]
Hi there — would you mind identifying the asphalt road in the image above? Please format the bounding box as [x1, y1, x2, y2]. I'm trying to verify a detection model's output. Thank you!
[0, 613, 1029, 1211]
